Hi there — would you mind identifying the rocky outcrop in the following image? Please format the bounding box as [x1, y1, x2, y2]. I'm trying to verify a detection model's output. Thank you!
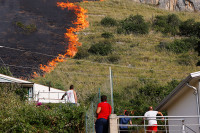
[133, 0, 200, 11]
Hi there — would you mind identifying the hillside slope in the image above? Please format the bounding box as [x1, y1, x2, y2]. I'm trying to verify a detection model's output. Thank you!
[33, 0, 200, 102]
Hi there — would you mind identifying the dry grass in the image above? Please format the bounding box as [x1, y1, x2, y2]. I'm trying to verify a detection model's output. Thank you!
[33, 0, 200, 102]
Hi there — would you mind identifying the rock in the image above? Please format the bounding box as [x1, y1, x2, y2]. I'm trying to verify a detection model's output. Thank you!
[135, 0, 200, 11]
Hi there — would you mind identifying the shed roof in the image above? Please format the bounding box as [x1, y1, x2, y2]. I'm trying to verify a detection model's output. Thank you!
[0, 73, 33, 87]
[156, 71, 200, 111]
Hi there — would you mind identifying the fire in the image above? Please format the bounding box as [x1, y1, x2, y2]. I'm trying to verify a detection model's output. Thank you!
[33, 1, 89, 75]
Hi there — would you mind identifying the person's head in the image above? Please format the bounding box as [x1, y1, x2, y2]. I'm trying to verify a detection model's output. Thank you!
[149, 106, 153, 111]
[124, 111, 130, 116]
[70, 85, 74, 90]
[101, 95, 107, 102]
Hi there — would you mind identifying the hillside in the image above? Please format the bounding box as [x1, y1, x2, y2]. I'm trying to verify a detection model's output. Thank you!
[33, 0, 200, 103]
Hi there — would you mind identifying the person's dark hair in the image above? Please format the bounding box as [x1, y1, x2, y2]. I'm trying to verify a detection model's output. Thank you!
[101, 95, 107, 102]
[70, 85, 74, 90]
[125, 111, 129, 116]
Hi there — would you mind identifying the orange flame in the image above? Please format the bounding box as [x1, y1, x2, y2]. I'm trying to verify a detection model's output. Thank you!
[33, 1, 89, 75]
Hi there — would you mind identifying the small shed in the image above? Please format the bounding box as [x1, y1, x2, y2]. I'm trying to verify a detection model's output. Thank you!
[0, 73, 66, 103]
[156, 71, 200, 132]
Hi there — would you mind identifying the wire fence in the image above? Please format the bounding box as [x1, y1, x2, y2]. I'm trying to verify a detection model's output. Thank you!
[85, 79, 111, 133]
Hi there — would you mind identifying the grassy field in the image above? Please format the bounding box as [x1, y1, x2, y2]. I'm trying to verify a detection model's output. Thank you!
[33, 0, 200, 103]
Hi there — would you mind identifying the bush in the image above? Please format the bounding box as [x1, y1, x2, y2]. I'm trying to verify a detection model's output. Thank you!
[193, 22, 200, 38]
[0, 91, 86, 133]
[165, 37, 199, 53]
[74, 47, 89, 59]
[153, 14, 181, 35]
[100, 17, 117, 27]
[196, 60, 200, 66]
[0, 66, 12, 76]
[176, 53, 198, 66]
[119, 14, 149, 34]
[179, 19, 200, 38]
[107, 54, 120, 63]
[179, 19, 196, 36]
[101, 32, 114, 38]
[88, 41, 112, 56]
[114, 79, 179, 116]
[14, 21, 37, 34]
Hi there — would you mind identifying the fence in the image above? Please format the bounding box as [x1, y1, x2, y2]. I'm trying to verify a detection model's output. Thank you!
[111, 115, 200, 133]
[85, 79, 111, 133]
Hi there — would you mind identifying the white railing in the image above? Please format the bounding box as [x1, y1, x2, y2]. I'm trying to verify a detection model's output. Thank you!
[111, 115, 200, 133]
[36, 92, 66, 103]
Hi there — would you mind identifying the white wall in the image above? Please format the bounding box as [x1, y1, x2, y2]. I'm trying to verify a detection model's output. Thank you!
[167, 85, 199, 132]
[33, 83, 66, 103]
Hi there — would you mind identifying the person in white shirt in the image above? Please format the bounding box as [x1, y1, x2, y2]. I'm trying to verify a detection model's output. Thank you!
[61, 85, 77, 104]
[144, 106, 164, 133]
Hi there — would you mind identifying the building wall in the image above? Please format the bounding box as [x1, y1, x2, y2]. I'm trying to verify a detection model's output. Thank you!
[33, 83, 65, 103]
[167, 84, 199, 132]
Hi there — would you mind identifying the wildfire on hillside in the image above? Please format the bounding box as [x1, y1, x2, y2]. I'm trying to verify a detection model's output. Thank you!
[33, 1, 89, 77]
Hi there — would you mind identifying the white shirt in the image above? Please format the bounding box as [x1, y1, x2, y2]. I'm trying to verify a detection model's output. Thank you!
[144, 111, 158, 125]
[65, 90, 75, 103]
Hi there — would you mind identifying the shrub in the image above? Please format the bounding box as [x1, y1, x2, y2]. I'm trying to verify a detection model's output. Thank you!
[193, 22, 200, 38]
[88, 41, 112, 56]
[14, 21, 37, 34]
[196, 60, 200, 66]
[74, 47, 89, 59]
[176, 53, 197, 66]
[114, 79, 179, 116]
[165, 37, 199, 53]
[101, 32, 114, 38]
[0, 66, 12, 76]
[153, 14, 181, 35]
[0, 90, 86, 133]
[116, 27, 124, 34]
[120, 14, 149, 34]
[107, 54, 120, 63]
[100, 17, 117, 27]
[179, 19, 196, 36]
[94, 56, 106, 63]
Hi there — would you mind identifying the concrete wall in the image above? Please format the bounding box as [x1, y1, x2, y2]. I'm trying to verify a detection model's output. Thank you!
[167, 83, 199, 132]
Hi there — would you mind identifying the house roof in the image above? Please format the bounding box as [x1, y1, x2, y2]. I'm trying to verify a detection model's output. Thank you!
[0, 73, 33, 87]
[155, 71, 200, 111]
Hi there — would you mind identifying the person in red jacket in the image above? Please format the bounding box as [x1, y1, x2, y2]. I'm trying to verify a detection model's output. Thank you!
[95, 95, 112, 133]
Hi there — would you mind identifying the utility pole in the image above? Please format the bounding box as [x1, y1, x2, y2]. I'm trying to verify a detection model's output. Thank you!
[109, 67, 114, 113]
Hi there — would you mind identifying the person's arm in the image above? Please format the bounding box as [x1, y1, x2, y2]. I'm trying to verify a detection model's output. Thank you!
[73, 90, 77, 103]
[96, 107, 101, 114]
[158, 111, 164, 119]
[129, 119, 132, 125]
[61, 92, 67, 100]
[96, 106, 101, 118]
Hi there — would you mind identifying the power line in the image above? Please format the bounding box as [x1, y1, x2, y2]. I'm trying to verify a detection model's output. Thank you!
[0, 45, 193, 75]
[0, 45, 57, 58]
[0, 62, 38, 70]
[0, 57, 6, 67]
[0, 62, 183, 81]
[57, 70, 183, 81]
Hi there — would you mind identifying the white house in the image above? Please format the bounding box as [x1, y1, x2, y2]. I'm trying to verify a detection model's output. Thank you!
[0, 73, 66, 103]
[156, 71, 200, 132]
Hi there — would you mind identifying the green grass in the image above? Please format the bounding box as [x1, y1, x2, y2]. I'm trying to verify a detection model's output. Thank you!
[33, 0, 200, 103]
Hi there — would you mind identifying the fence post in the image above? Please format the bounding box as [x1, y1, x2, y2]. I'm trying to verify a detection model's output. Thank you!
[109, 114, 118, 133]
[85, 112, 88, 133]
[165, 117, 167, 133]
[98, 88, 101, 103]
[182, 119, 186, 133]
[109, 67, 114, 114]
[92, 102, 95, 133]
